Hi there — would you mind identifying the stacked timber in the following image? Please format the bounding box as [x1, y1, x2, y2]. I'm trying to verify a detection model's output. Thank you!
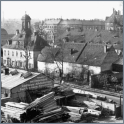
[1, 102, 29, 121]
[31, 107, 64, 123]
[26, 92, 58, 112]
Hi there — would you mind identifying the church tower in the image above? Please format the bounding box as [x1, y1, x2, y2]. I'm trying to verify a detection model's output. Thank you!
[21, 12, 32, 36]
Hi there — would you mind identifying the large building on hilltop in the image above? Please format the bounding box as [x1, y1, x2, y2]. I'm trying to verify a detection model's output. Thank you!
[42, 18, 105, 42]
[105, 8, 123, 31]
[2, 14, 48, 70]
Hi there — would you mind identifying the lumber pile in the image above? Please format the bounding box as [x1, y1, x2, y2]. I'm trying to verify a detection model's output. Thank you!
[1, 102, 29, 121]
[26, 92, 58, 112]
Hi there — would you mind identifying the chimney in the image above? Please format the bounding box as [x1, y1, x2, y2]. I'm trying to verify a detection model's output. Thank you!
[104, 44, 107, 53]
[5, 68, 9, 75]
[118, 10, 121, 15]
[113, 8, 115, 13]
[16, 29, 19, 35]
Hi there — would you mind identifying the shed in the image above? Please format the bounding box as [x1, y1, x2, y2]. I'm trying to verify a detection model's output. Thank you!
[1, 68, 54, 103]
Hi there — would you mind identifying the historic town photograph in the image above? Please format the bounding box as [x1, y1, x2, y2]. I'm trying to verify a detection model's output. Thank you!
[1, 1, 123, 123]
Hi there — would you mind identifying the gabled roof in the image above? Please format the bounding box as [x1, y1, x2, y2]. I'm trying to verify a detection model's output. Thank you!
[113, 58, 123, 65]
[101, 46, 119, 71]
[38, 43, 84, 63]
[76, 43, 106, 66]
[37, 46, 60, 63]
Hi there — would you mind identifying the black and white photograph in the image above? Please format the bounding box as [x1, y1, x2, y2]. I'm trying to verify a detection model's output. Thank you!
[1, 1, 123, 123]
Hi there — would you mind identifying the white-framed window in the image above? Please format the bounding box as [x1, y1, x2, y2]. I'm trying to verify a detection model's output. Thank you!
[4, 50, 6, 56]
[16, 51, 18, 56]
[8, 51, 9, 55]
[3, 60, 6, 64]
[12, 51, 14, 56]
[20, 52, 22, 57]
[12, 61, 14, 66]
[20, 61, 22, 67]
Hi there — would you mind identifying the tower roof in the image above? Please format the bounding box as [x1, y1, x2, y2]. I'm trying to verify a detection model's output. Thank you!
[21, 14, 31, 20]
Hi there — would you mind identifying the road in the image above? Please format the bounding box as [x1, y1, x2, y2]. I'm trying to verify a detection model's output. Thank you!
[54, 83, 123, 104]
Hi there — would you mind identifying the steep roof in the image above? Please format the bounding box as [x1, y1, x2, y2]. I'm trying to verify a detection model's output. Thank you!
[21, 14, 31, 20]
[2, 34, 49, 51]
[76, 43, 105, 66]
[101, 46, 119, 71]
[38, 43, 84, 63]
[113, 58, 123, 65]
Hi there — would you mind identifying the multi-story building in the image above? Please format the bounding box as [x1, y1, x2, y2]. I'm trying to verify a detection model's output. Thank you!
[2, 14, 48, 70]
[105, 8, 123, 30]
[42, 18, 105, 42]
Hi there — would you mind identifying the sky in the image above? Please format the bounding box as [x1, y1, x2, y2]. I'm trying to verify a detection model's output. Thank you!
[1, 1, 123, 21]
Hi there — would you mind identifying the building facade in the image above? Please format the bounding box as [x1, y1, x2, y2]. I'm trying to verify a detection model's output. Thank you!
[105, 8, 123, 31]
[2, 14, 48, 70]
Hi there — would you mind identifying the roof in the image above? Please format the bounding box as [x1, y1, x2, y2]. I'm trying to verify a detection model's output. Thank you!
[59, 19, 83, 25]
[106, 10, 123, 25]
[77, 45, 119, 68]
[2, 34, 49, 51]
[21, 14, 31, 20]
[44, 19, 61, 25]
[82, 20, 105, 26]
[1, 28, 8, 35]
[101, 46, 119, 71]
[37, 46, 60, 63]
[38, 43, 84, 63]
[76, 43, 106, 66]
[1, 68, 40, 90]
[113, 58, 123, 65]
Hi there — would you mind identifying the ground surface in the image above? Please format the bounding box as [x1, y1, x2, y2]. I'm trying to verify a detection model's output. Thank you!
[94, 116, 123, 123]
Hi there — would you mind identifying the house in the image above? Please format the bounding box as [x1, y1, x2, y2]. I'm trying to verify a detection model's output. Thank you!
[1, 68, 53, 104]
[38, 43, 114, 74]
[42, 18, 105, 42]
[1, 28, 14, 57]
[2, 14, 48, 70]
[105, 8, 123, 31]
[42, 18, 62, 41]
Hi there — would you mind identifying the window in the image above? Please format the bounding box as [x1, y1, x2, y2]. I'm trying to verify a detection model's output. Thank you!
[20, 61, 22, 67]
[4, 50, 6, 56]
[29, 63, 32, 69]
[16, 51, 18, 56]
[20, 52, 22, 57]
[12, 61, 15, 66]
[12, 51, 14, 56]
[3, 60, 6, 64]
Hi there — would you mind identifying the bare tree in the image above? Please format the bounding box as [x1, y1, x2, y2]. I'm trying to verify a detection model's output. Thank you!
[23, 36, 32, 71]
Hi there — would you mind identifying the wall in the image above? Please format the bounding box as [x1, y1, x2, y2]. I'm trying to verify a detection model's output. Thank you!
[38, 61, 101, 75]
[73, 88, 116, 113]
[1, 97, 11, 106]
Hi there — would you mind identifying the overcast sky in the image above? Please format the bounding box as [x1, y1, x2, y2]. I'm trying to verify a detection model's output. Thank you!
[1, 1, 123, 20]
